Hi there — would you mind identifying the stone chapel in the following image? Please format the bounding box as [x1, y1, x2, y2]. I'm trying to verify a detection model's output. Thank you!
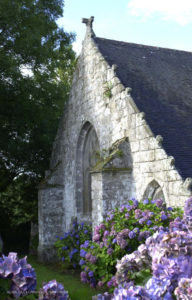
[38, 17, 192, 260]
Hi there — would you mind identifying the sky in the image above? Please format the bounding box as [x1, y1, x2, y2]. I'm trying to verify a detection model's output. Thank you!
[58, 0, 192, 54]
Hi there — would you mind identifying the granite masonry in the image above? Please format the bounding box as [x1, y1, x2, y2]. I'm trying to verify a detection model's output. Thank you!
[38, 17, 192, 261]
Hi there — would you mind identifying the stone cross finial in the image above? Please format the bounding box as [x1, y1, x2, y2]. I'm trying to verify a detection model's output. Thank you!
[82, 16, 94, 29]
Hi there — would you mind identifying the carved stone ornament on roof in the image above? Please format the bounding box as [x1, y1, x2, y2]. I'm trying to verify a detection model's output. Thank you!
[82, 16, 94, 28]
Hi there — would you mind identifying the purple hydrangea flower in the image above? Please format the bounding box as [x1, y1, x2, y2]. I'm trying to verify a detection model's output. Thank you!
[133, 227, 140, 234]
[80, 271, 86, 278]
[88, 271, 94, 277]
[0, 253, 37, 298]
[97, 281, 104, 288]
[39, 280, 69, 300]
[174, 277, 192, 299]
[62, 246, 68, 250]
[128, 231, 136, 239]
[147, 220, 152, 226]
[93, 234, 101, 242]
[103, 237, 109, 247]
[89, 255, 97, 264]
[104, 230, 110, 238]
[107, 248, 113, 255]
[143, 199, 149, 205]
[79, 259, 85, 266]
[161, 214, 168, 220]
[80, 249, 87, 258]
[84, 240, 90, 248]
[133, 199, 139, 207]
[167, 207, 173, 211]
[125, 213, 130, 219]
[156, 199, 164, 208]
[107, 280, 113, 288]
[146, 277, 172, 299]
[85, 252, 91, 260]
[113, 282, 150, 299]
[139, 217, 146, 224]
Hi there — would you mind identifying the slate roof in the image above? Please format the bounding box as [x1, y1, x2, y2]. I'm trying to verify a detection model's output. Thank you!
[94, 37, 192, 180]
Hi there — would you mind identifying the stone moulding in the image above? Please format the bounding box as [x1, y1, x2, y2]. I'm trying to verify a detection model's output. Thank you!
[91, 137, 132, 173]
[37, 160, 62, 189]
[90, 167, 133, 174]
[38, 183, 64, 190]
[91, 167, 132, 174]
[183, 178, 192, 191]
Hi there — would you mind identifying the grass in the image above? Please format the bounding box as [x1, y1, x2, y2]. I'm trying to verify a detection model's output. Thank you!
[28, 256, 97, 300]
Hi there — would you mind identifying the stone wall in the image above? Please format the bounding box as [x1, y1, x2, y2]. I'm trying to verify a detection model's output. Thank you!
[38, 185, 64, 261]
[91, 171, 133, 229]
[38, 24, 192, 260]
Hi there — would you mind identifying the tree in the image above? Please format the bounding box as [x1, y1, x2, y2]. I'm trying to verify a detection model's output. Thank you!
[0, 0, 76, 238]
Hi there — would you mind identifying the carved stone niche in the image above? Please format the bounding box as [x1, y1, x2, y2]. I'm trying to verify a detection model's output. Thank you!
[91, 137, 134, 229]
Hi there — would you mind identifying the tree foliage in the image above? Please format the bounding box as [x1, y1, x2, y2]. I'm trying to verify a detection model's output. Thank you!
[0, 0, 76, 226]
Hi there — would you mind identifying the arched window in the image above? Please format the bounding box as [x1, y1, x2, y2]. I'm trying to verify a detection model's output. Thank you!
[143, 180, 165, 201]
[76, 122, 99, 217]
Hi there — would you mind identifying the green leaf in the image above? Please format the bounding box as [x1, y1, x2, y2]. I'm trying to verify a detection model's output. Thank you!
[0, 278, 11, 300]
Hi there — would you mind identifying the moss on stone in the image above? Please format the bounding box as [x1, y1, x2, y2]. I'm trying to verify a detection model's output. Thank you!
[91, 167, 132, 173]
[91, 137, 129, 172]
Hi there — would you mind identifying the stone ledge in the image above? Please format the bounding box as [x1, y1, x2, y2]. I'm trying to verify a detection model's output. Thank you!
[91, 167, 132, 174]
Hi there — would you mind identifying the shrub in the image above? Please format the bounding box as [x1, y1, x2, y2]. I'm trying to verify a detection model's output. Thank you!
[0, 252, 36, 299]
[96, 197, 192, 300]
[80, 198, 183, 289]
[54, 219, 92, 269]
[0, 253, 70, 300]
[39, 279, 70, 300]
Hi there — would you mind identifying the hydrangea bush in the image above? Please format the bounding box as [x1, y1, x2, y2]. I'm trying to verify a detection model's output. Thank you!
[96, 197, 192, 300]
[54, 219, 92, 269]
[0, 252, 36, 299]
[0, 253, 70, 299]
[80, 198, 182, 289]
[39, 279, 70, 300]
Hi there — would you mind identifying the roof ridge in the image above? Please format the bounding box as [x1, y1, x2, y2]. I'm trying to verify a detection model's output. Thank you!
[95, 36, 192, 55]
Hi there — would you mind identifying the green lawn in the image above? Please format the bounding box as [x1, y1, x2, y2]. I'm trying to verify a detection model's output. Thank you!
[28, 256, 97, 300]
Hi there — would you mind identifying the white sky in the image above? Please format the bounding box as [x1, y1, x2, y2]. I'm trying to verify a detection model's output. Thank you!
[128, 0, 192, 25]
[58, 0, 192, 54]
